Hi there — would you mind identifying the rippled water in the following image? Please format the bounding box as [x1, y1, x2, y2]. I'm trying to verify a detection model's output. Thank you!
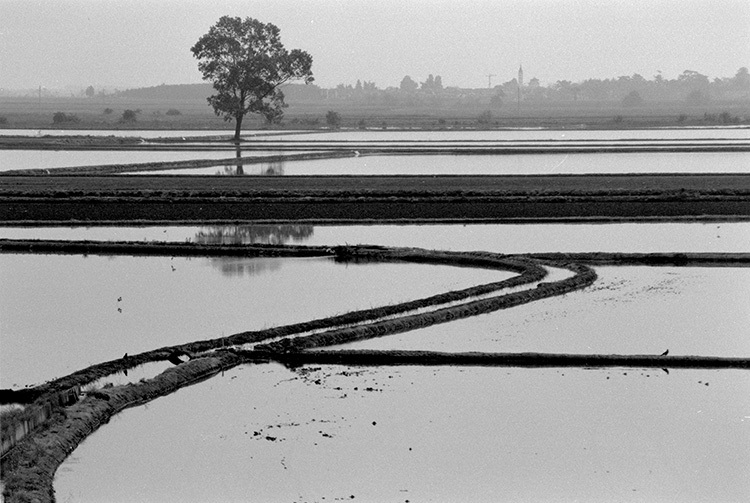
[54, 363, 750, 502]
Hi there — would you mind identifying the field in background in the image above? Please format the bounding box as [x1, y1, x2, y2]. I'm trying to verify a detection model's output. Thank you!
[2, 94, 749, 131]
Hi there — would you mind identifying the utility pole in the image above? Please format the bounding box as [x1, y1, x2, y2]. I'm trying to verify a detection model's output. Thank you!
[486, 74, 496, 88]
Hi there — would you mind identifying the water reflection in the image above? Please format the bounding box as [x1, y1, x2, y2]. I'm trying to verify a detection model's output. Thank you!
[194, 224, 314, 245]
[209, 257, 284, 277]
[215, 160, 286, 176]
[206, 145, 286, 175]
[2, 253, 504, 387]
[194, 224, 310, 276]
[136, 151, 750, 176]
[2, 222, 748, 253]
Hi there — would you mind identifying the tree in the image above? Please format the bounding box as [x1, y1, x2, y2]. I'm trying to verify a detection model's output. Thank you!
[399, 75, 418, 93]
[85, 85, 95, 98]
[191, 16, 314, 141]
[733, 67, 750, 88]
[685, 89, 710, 105]
[325, 110, 341, 127]
[52, 112, 80, 124]
[621, 90, 644, 107]
[121, 109, 139, 122]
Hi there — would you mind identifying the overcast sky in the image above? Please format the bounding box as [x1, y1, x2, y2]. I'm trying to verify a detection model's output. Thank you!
[1, 0, 748, 91]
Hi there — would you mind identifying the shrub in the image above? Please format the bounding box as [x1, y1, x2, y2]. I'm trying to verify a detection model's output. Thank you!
[621, 90, 644, 108]
[0, 115, 7, 125]
[612, 115, 624, 123]
[677, 113, 687, 123]
[52, 112, 80, 124]
[326, 110, 341, 127]
[121, 109, 138, 123]
[685, 90, 709, 105]
[719, 111, 738, 124]
[103, 108, 113, 115]
[357, 118, 366, 129]
[477, 110, 493, 124]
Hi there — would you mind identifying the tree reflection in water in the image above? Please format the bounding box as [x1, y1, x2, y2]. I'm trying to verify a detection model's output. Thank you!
[215, 145, 286, 176]
[195, 224, 315, 277]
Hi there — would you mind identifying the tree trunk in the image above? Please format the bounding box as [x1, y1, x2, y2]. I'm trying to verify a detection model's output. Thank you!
[234, 145, 244, 175]
[234, 113, 244, 142]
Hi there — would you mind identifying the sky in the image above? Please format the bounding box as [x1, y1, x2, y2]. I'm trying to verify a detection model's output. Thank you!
[1, 0, 748, 91]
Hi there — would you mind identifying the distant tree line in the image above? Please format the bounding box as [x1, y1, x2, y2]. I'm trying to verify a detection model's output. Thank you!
[109, 67, 750, 111]
[310, 67, 750, 108]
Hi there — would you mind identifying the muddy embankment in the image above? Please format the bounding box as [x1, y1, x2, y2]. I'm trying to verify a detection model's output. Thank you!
[2, 174, 749, 223]
[1, 353, 241, 503]
[0, 242, 546, 403]
[2, 241, 750, 502]
[271, 349, 750, 369]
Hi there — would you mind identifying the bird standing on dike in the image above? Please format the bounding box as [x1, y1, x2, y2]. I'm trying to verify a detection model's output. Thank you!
[661, 349, 669, 356]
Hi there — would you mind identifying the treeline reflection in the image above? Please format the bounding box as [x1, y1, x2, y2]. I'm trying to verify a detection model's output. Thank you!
[216, 146, 285, 175]
[195, 224, 315, 277]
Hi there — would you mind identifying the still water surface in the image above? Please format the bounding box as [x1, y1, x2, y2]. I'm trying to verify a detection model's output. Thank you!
[136, 151, 750, 175]
[0, 253, 511, 388]
[3, 221, 748, 253]
[54, 363, 750, 502]
[0, 149, 282, 172]
[334, 267, 750, 358]
[270, 127, 750, 141]
[3, 127, 748, 140]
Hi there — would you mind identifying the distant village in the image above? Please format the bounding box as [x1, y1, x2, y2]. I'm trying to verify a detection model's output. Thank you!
[5, 67, 749, 108]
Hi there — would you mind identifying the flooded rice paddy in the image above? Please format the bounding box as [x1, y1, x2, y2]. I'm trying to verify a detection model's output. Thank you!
[0, 253, 513, 388]
[2, 221, 748, 253]
[133, 151, 750, 175]
[0, 149, 285, 172]
[3, 126, 748, 140]
[331, 266, 750, 357]
[54, 363, 750, 502]
[2, 127, 748, 501]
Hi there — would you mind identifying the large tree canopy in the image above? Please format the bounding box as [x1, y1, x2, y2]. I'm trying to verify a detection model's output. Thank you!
[191, 16, 313, 140]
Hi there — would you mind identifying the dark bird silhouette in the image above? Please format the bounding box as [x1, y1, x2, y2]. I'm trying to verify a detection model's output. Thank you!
[661, 349, 669, 356]
[123, 353, 128, 359]
[117, 297, 122, 302]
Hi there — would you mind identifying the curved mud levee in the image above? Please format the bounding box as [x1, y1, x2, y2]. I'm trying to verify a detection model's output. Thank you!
[257, 262, 596, 353]
[0, 353, 241, 503]
[1, 244, 545, 404]
[521, 251, 750, 266]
